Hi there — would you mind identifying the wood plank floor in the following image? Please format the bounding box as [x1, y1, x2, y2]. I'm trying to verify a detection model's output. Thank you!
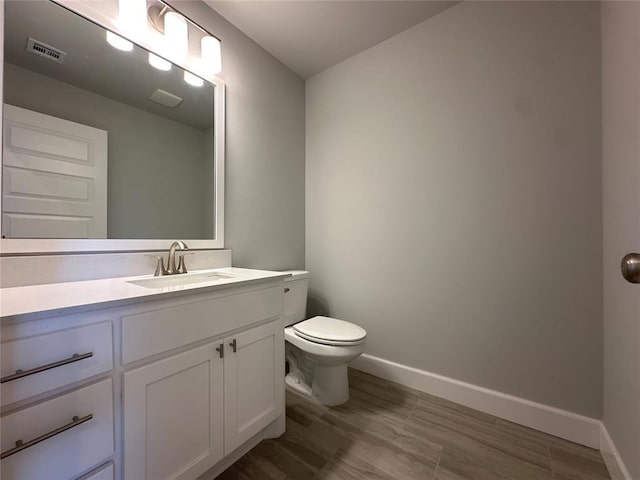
[218, 369, 611, 480]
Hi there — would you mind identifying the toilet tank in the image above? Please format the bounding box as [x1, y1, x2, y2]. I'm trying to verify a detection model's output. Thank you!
[282, 270, 309, 327]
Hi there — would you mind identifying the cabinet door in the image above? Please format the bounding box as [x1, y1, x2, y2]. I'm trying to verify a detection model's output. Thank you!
[224, 320, 284, 454]
[124, 343, 224, 480]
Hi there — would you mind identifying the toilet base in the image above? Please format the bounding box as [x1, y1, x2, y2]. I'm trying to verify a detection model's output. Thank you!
[313, 364, 350, 406]
[285, 364, 350, 406]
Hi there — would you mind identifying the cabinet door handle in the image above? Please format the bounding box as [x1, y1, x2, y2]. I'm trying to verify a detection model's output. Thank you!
[229, 338, 237, 353]
[0, 352, 94, 384]
[216, 343, 224, 358]
[0, 414, 93, 460]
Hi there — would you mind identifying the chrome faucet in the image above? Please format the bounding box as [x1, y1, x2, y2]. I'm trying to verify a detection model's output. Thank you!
[167, 240, 188, 275]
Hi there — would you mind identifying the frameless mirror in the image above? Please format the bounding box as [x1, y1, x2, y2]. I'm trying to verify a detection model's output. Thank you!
[1, 0, 224, 251]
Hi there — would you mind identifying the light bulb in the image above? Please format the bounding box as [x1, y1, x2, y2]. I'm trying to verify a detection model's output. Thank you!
[164, 12, 188, 63]
[201, 36, 222, 75]
[118, 0, 147, 36]
[106, 31, 133, 52]
[149, 53, 171, 71]
[184, 71, 204, 87]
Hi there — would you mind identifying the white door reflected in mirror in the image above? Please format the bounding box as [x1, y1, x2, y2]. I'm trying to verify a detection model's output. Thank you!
[2, 105, 107, 239]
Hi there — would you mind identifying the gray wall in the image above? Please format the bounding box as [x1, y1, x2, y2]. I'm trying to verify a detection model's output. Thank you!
[4, 63, 210, 239]
[306, 1, 603, 417]
[168, 1, 306, 270]
[602, 2, 640, 477]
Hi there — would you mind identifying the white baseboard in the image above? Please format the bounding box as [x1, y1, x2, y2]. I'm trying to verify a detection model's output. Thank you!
[350, 353, 601, 449]
[599, 424, 633, 480]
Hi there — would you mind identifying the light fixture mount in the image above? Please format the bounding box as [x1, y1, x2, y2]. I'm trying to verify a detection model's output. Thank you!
[146, 1, 221, 43]
[107, 0, 223, 77]
[147, 3, 170, 34]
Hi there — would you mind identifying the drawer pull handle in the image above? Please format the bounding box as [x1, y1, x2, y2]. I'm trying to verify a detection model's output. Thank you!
[216, 343, 224, 358]
[0, 413, 93, 459]
[229, 338, 237, 353]
[0, 352, 94, 384]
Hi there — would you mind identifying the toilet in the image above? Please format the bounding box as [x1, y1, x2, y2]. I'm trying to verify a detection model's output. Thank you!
[282, 271, 367, 406]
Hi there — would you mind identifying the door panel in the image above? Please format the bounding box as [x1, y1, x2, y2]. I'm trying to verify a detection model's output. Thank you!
[2, 104, 107, 238]
[123, 344, 224, 480]
[602, 2, 640, 477]
[224, 320, 284, 454]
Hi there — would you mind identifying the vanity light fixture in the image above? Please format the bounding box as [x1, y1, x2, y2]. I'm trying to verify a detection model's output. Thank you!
[108, 0, 223, 76]
[148, 53, 171, 71]
[201, 36, 222, 75]
[105, 31, 133, 52]
[184, 71, 204, 87]
[148, 1, 223, 76]
[118, 0, 147, 37]
[106, 0, 145, 52]
[164, 11, 188, 63]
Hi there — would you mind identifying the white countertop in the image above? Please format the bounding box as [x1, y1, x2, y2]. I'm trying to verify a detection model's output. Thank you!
[0, 267, 290, 319]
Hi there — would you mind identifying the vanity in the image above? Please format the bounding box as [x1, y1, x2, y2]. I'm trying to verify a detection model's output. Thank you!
[0, 268, 288, 479]
[0, 0, 290, 477]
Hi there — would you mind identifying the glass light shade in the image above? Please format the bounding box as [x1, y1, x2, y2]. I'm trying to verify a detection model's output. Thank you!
[106, 31, 133, 52]
[148, 53, 171, 71]
[184, 71, 204, 87]
[118, 0, 147, 35]
[164, 12, 188, 62]
[201, 36, 222, 75]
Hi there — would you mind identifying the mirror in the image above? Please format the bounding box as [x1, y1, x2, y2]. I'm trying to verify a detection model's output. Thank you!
[1, 0, 224, 252]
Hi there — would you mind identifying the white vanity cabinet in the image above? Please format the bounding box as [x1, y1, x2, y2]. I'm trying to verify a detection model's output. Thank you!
[123, 319, 284, 480]
[0, 312, 116, 480]
[0, 270, 288, 480]
[119, 278, 286, 480]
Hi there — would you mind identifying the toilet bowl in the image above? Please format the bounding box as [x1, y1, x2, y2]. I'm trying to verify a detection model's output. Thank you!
[282, 271, 366, 406]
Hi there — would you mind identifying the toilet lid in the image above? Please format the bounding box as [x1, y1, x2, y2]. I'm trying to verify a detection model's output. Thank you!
[293, 316, 367, 345]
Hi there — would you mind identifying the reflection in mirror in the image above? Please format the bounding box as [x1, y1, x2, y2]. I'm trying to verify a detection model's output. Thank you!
[2, 0, 217, 240]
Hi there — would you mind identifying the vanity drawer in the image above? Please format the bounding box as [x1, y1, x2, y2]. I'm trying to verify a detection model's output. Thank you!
[1, 322, 113, 406]
[122, 285, 283, 364]
[0, 379, 114, 480]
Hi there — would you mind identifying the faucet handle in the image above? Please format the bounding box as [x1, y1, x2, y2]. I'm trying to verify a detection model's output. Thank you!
[153, 256, 168, 276]
[176, 254, 191, 274]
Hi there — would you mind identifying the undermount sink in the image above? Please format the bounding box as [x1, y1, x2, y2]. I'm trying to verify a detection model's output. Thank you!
[128, 271, 236, 289]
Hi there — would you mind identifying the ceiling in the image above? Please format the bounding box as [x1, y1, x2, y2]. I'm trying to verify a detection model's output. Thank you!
[205, 1, 458, 79]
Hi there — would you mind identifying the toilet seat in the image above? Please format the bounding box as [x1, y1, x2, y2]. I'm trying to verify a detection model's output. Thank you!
[293, 316, 367, 346]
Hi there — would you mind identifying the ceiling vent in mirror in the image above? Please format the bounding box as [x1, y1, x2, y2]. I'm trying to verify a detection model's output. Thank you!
[26, 37, 67, 64]
[149, 89, 183, 108]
